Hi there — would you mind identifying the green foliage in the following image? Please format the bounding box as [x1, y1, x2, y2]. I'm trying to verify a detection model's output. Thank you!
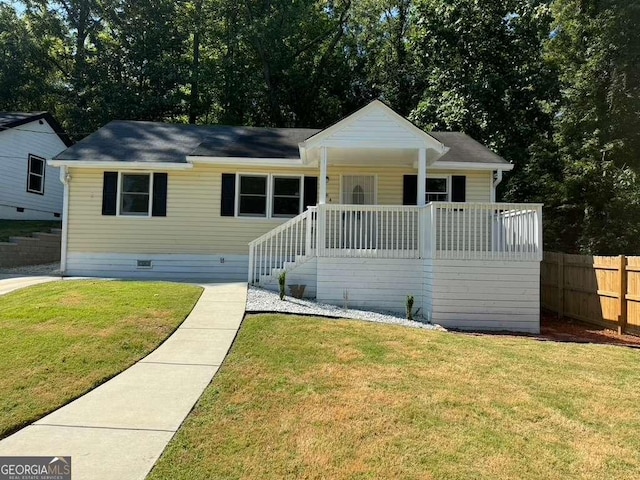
[3, 0, 640, 254]
[406, 295, 420, 321]
[410, 0, 558, 177]
[539, 0, 640, 253]
[0, 5, 59, 112]
[278, 271, 286, 301]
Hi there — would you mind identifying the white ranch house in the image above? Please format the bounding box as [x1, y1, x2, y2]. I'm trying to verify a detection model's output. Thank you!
[0, 112, 71, 220]
[49, 101, 542, 332]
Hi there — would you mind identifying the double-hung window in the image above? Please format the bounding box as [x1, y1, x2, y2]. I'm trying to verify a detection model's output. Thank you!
[27, 154, 45, 195]
[426, 177, 449, 202]
[238, 175, 268, 217]
[272, 176, 301, 217]
[120, 173, 151, 216]
[236, 174, 303, 218]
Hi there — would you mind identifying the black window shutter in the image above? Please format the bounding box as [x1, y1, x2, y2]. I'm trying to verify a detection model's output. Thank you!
[403, 175, 417, 205]
[303, 176, 318, 209]
[152, 173, 168, 217]
[451, 175, 466, 202]
[221, 173, 236, 216]
[102, 172, 118, 215]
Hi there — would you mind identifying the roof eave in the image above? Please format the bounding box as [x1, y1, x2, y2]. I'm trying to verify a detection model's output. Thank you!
[48, 160, 193, 170]
[187, 155, 316, 168]
[429, 160, 514, 171]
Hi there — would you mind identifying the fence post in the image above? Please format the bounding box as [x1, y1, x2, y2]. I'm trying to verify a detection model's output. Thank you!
[619, 254, 628, 335]
[557, 253, 564, 319]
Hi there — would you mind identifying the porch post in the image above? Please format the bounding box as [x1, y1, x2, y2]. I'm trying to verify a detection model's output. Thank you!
[417, 147, 427, 206]
[319, 146, 328, 204]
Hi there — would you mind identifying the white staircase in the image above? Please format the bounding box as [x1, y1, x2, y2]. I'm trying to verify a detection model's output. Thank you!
[248, 207, 317, 285]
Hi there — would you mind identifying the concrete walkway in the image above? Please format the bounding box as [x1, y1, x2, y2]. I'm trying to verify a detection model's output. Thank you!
[0, 282, 247, 480]
[0, 275, 61, 296]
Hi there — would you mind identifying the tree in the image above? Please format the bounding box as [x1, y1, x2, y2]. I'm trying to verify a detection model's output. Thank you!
[409, 0, 558, 188]
[92, 0, 191, 123]
[345, 0, 421, 116]
[0, 4, 59, 112]
[545, 0, 640, 253]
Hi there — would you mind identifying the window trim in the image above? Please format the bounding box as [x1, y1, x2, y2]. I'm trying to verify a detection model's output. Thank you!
[234, 173, 305, 219]
[425, 175, 450, 203]
[116, 172, 154, 218]
[26, 154, 46, 195]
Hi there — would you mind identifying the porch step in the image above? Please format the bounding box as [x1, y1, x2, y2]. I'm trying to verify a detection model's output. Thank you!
[257, 255, 311, 285]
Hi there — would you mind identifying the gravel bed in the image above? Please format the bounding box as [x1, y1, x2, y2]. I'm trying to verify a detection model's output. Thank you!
[0, 262, 61, 275]
[246, 286, 442, 330]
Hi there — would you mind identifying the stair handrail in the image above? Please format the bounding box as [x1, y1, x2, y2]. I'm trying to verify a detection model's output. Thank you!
[248, 207, 317, 284]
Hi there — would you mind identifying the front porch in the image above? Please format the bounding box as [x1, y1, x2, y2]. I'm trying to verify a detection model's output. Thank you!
[249, 202, 543, 280]
[248, 202, 542, 333]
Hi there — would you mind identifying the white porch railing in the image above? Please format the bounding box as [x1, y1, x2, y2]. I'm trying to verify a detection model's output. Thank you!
[317, 205, 421, 258]
[248, 207, 317, 283]
[428, 203, 543, 261]
[247, 202, 543, 284]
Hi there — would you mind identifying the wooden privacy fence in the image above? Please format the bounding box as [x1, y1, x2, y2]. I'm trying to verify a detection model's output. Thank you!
[541, 252, 640, 334]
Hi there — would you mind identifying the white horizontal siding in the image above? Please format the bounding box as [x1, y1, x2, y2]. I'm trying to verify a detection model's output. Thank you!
[0, 120, 66, 219]
[322, 110, 425, 148]
[422, 257, 434, 322]
[430, 259, 540, 333]
[66, 252, 248, 281]
[316, 257, 423, 314]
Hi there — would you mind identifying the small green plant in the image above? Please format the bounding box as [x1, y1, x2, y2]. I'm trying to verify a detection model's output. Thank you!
[278, 271, 287, 300]
[406, 295, 421, 321]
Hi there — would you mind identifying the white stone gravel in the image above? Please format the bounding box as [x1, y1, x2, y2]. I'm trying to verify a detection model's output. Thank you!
[0, 262, 61, 275]
[246, 286, 443, 330]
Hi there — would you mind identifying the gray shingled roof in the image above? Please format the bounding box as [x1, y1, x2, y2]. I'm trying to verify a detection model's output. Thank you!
[54, 121, 208, 163]
[429, 132, 507, 165]
[53, 120, 510, 166]
[192, 127, 320, 158]
[54, 121, 319, 162]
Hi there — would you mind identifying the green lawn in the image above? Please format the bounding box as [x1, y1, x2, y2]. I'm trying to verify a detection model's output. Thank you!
[0, 280, 202, 439]
[149, 314, 640, 480]
[0, 220, 62, 242]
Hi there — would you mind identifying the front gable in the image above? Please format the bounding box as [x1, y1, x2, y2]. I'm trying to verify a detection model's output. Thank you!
[300, 100, 446, 152]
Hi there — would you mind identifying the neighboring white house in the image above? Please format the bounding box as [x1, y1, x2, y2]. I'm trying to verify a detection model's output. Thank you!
[49, 100, 542, 332]
[0, 112, 72, 220]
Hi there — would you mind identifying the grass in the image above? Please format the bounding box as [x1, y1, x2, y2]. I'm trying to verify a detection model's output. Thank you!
[0, 220, 62, 242]
[149, 314, 640, 480]
[0, 280, 202, 439]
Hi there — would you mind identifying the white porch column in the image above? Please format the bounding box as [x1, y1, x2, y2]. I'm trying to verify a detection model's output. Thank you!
[417, 147, 427, 206]
[319, 146, 328, 204]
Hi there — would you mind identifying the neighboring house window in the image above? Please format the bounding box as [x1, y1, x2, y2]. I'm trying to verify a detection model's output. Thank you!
[272, 176, 302, 217]
[238, 175, 268, 217]
[120, 173, 151, 216]
[27, 154, 45, 195]
[426, 177, 449, 202]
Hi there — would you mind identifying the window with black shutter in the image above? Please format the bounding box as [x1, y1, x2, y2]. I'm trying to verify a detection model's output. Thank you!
[451, 175, 466, 202]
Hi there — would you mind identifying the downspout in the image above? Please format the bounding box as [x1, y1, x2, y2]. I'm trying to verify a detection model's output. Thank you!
[59, 166, 70, 276]
[491, 170, 503, 203]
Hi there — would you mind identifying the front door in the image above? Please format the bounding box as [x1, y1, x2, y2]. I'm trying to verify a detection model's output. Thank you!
[341, 176, 376, 250]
